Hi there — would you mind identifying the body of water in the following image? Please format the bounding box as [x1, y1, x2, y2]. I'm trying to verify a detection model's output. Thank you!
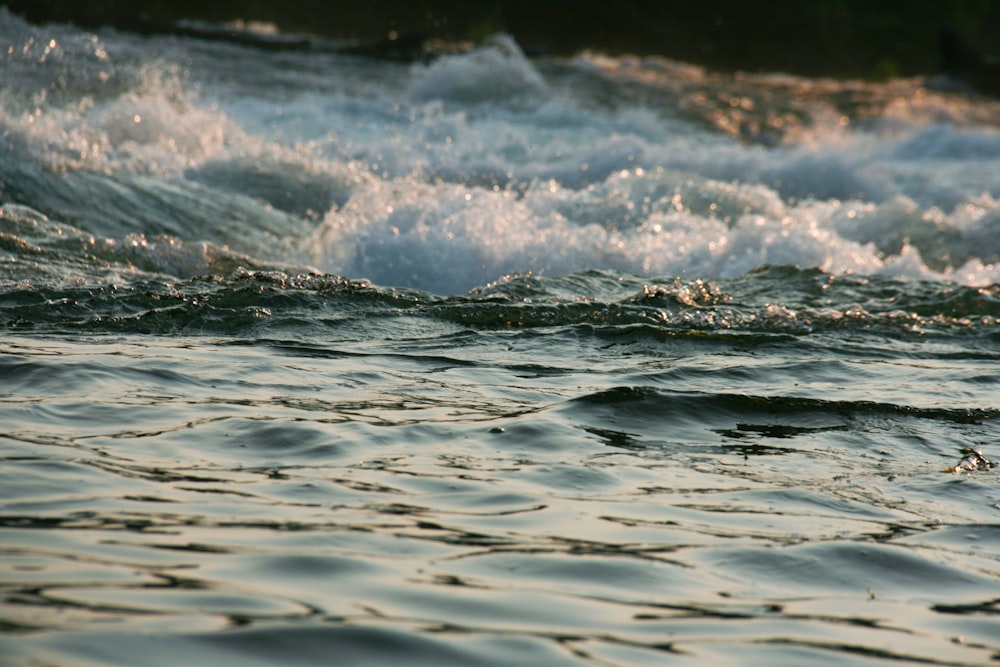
[1, 10, 999, 665]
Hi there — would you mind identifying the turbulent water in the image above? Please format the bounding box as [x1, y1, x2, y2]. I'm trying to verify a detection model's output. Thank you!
[2, 10, 1000, 666]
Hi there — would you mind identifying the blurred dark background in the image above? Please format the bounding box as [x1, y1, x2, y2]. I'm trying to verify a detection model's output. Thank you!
[3, 0, 999, 81]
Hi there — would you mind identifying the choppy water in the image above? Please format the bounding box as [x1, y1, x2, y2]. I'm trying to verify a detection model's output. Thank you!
[1, 10, 999, 666]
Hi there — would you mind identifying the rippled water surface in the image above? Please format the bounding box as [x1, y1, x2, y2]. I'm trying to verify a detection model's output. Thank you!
[1, 9, 999, 666]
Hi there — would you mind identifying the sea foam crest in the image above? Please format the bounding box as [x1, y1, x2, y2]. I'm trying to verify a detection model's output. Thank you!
[0, 65, 237, 175]
[306, 158, 1000, 295]
[408, 34, 547, 104]
[5, 14, 1000, 293]
[306, 169, 892, 295]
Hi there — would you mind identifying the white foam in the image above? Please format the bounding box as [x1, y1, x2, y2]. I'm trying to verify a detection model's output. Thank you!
[4, 15, 1000, 293]
[408, 34, 547, 105]
[306, 170, 898, 294]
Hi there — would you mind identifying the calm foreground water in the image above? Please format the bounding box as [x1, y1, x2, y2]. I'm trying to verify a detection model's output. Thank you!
[1, 10, 999, 666]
